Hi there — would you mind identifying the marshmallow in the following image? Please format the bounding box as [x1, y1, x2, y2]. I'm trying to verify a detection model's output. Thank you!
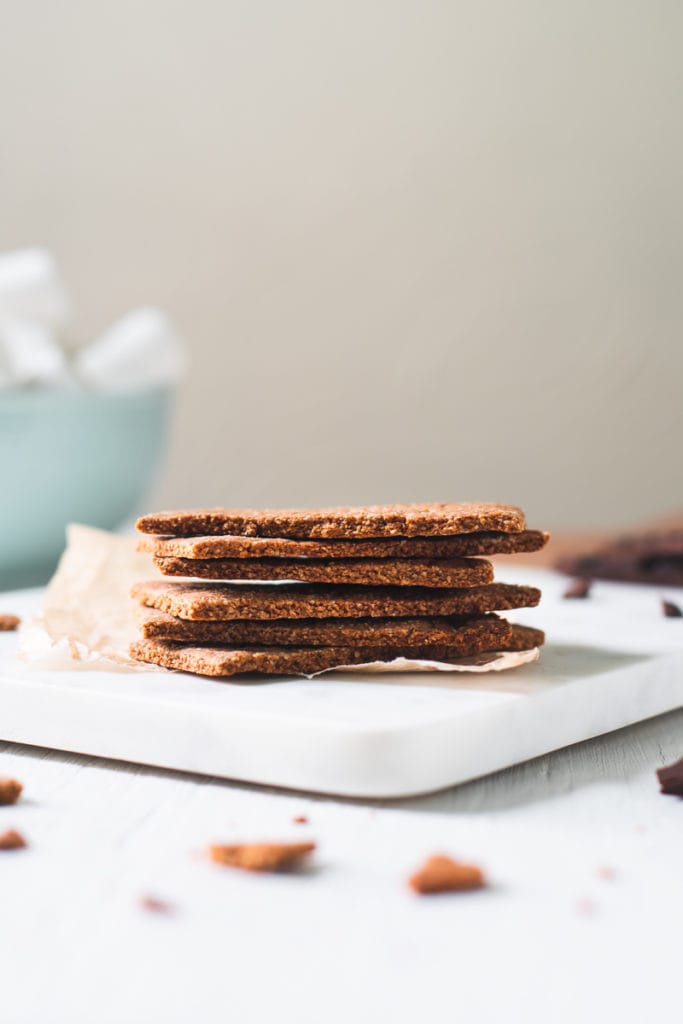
[0, 248, 70, 331]
[75, 307, 185, 392]
[0, 318, 73, 389]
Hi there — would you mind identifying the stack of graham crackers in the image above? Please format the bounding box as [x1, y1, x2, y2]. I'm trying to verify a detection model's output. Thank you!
[130, 503, 547, 677]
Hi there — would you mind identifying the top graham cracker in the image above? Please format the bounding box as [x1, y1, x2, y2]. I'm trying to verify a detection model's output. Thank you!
[136, 502, 526, 540]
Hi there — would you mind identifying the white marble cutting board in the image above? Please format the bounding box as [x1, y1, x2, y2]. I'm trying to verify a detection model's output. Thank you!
[1, 568, 682, 798]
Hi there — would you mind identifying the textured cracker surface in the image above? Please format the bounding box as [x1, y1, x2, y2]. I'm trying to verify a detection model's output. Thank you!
[153, 554, 493, 588]
[136, 502, 526, 539]
[130, 633, 522, 677]
[140, 530, 548, 560]
[138, 607, 511, 648]
[132, 580, 542, 621]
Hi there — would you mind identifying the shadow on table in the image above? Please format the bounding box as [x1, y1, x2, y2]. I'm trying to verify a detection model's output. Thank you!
[319, 641, 650, 695]
[395, 705, 683, 814]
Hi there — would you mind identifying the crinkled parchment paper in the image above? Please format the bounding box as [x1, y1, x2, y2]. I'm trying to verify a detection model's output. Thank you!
[20, 525, 539, 676]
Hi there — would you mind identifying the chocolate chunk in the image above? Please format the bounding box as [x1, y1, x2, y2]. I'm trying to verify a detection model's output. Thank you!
[563, 578, 591, 600]
[657, 756, 683, 796]
[662, 599, 682, 618]
[557, 527, 683, 586]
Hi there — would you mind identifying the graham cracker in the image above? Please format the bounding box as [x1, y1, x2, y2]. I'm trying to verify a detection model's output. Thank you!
[139, 530, 549, 561]
[138, 606, 512, 648]
[130, 633, 527, 677]
[136, 502, 526, 539]
[132, 580, 541, 621]
[152, 554, 494, 588]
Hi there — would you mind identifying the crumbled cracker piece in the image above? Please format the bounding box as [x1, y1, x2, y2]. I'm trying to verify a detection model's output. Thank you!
[0, 614, 20, 632]
[0, 829, 27, 850]
[292, 815, 308, 825]
[662, 599, 682, 618]
[209, 841, 316, 872]
[0, 778, 23, 805]
[409, 854, 486, 894]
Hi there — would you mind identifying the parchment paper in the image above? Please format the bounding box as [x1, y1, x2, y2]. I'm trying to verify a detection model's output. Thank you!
[19, 525, 539, 676]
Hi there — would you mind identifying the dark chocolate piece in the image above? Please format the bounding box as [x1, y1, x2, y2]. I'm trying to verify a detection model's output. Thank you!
[563, 578, 591, 600]
[657, 756, 683, 796]
[557, 527, 683, 587]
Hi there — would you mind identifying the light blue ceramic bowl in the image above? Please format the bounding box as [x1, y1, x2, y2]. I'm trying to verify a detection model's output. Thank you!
[0, 388, 172, 588]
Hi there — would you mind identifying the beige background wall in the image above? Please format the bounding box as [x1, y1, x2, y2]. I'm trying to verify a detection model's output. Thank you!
[1, 0, 681, 528]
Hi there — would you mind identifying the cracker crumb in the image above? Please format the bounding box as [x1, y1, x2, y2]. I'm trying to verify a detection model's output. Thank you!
[597, 865, 616, 881]
[0, 614, 20, 632]
[0, 778, 22, 805]
[576, 897, 597, 917]
[140, 895, 174, 914]
[0, 829, 27, 851]
[662, 599, 682, 619]
[209, 841, 316, 872]
[292, 815, 308, 824]
[408, 854, 486, 895]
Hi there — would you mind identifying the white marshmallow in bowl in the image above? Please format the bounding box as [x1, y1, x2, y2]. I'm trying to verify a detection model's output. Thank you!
[0, 319, 73, 389]
[0, 248, 70, 331]
[75, 303, 184, 391]
[75, 307, 185, 392]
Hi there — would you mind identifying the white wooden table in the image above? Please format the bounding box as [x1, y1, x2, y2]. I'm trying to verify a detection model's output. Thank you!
[1, 597, 681, 1023]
